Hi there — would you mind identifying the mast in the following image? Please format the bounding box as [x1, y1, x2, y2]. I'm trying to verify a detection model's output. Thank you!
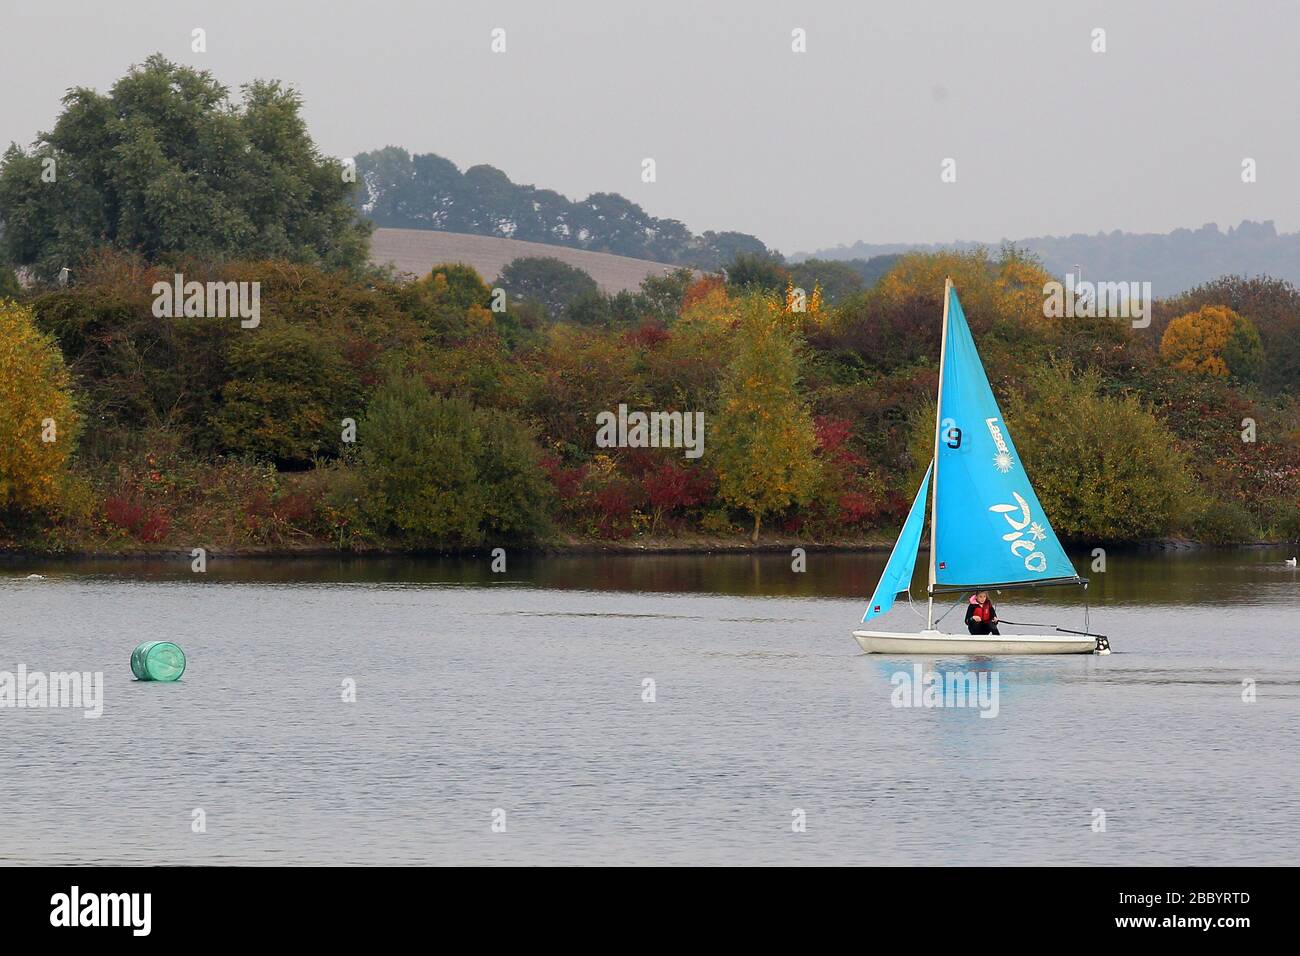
[926, 276, 952, 630]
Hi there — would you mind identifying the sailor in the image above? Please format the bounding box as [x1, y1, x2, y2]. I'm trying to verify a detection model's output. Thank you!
[965, 591, 1000, 635]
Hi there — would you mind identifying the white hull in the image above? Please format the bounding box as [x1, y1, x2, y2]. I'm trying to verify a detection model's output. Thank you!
[853, 628, 1098, 655]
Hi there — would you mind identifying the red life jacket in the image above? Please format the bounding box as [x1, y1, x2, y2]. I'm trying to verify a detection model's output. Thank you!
[969, 600, 993, 623]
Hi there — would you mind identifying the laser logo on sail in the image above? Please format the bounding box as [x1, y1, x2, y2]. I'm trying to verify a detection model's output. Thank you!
[985, 417, 1014, 473]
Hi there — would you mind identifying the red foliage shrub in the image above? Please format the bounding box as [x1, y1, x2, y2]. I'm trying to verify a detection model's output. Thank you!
[541, 454, 586, 500]
[342, 334, 383, 387]
[814, 417, 853, 455]
[642, 459, 714, 514]
[592, 481, 637, 538]
[273, 491, 316, 525]
[101, 496, 135, 529]
[137, 510, 172, 543]
[102, 495, 172, 543]
[623, 320, 670, 349]
[837, 491, 883, 526]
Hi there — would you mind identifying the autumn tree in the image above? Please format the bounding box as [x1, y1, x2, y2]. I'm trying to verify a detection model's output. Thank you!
[712, 295, 820, 541]
[521, 324, 644, 454]
[1154, 275, 1300, 394]
[827, 247, 1059, 374]
[420, 263, 494, 316]
[869, 247, 1052, 336]
[0, 300, 79, 516]
[641, 458, 714, 534]
[1160, 305, 1264, 383]
[396, 262, 509, 354]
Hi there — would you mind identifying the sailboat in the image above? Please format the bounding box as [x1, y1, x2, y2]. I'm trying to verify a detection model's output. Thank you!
[853, 279, 1109, 655]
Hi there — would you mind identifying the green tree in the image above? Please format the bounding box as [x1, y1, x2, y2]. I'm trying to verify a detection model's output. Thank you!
[563, 288, 615, 326]
[360, 375, 551, 544]
[713, 296, 820, 541]
[475, 407, 553, 540]
[30, 253, 419, 459]
[498, 256, 599, 320]
[845, 253, 903, 289]
[0, 247, 20, 298]
[638, 267, 696, 321]
[691, 231, 771, 271]
[563, 288, 660, 326]
[789, 259, 864, 304]
[723, 252, 789, 295]
[1001, 364, 1202, 541]
[424, 263, 492, 314]
[1222, 312, 1265, 384]
[214, 323, 356, 467]
[361, 376, 484, 545]
[0, 55, 369, 280]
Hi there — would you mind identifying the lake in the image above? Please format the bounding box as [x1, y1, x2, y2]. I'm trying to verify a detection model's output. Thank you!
[1, 547, 1296, 865]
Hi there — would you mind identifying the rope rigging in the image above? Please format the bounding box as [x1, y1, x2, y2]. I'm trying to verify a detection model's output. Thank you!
[901, 581, 1103, 646]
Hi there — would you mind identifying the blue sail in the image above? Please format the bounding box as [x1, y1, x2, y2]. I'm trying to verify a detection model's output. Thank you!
[862, 464, 931, 623]
[932, 285, 1078, 587]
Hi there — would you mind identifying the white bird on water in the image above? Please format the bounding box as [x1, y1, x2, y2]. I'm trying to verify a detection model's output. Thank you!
[1287, 557, 1298, 567]
[25, 573, 45, 580]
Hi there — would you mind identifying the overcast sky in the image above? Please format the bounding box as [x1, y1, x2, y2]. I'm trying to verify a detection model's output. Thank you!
[3, 0, 1296, 253]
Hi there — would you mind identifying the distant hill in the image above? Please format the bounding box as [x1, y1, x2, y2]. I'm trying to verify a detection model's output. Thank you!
[370, 227, 693, 294]
[793, 220, 1300, 297]
[355, 144, 1300, 299]
[354, 147, 769, 271]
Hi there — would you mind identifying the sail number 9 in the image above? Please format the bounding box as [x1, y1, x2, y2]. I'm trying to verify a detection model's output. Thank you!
[941, 417, 962, 449]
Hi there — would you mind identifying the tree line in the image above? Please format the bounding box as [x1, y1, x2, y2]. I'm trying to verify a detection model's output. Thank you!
[0, 56, 1295, 553]
[353, 146, 767, 271]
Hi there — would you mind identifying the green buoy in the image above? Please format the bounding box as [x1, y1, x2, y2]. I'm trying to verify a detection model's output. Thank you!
[130, 641, 186, 682]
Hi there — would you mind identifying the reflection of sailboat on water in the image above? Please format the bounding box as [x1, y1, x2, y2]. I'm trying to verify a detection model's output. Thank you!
[854, 279, 1110, 655]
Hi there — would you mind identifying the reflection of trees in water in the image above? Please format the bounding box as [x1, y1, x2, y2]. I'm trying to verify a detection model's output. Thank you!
[0, 548, 1286, 606]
